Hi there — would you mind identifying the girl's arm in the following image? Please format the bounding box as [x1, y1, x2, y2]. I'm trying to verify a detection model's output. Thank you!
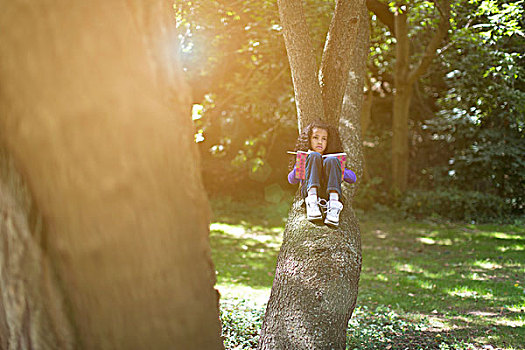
[343, 168, 357, 184]
[288, 167, 300, 184]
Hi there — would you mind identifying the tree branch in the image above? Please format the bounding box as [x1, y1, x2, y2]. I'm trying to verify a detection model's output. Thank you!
[319, 0, 360, 125]
[277, 0, 324, 131]
[407, 0, 451, 85]
[366, 0, 395, 35]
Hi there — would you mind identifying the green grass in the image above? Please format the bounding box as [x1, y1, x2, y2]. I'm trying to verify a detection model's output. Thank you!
[209, 197, 525, 349]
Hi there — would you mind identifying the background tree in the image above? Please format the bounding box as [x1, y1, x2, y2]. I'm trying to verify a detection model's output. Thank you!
[359, 0, 524, 220]
[0, 1, 223, 349]
[422, 0, 525, 216]
[258, 0, 368, 348]
[366, 0, 451, 192]
[175, 0, 340, 199]
[174, 0, 523, 223]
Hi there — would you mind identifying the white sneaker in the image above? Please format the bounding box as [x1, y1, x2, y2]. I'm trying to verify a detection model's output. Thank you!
[325, 200, 343, 227]
[305, 195, 322, 221]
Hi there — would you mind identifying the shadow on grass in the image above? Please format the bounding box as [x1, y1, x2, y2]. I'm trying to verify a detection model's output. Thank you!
[347, 305, 481, 349]
[210, 198, 524, 349]
[210, 224, 281, 288]
[210, 196, 293, 228]
[358, 220, 525, 349]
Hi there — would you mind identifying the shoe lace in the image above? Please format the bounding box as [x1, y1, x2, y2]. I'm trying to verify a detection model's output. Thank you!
[320, 199, 342, 216]
[318, 198, 328, 215]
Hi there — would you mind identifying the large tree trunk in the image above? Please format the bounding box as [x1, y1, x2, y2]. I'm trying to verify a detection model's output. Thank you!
[0, 1, 223, 349]
[258, 1, 367, 349]
[258, 199, 362, 349]
[319, 0, 359, 125]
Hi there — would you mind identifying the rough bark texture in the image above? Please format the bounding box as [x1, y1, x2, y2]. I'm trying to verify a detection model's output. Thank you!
[259, 1, 367, 349]
[0, 150, 75, 350]
[0, 1, 223, 349]
[360, 88, 373, 141]
[277, 0, 325, 130]
[258, 198, 361, 350]
[319, 0, 360, 125]
[340, 2, 370, 195]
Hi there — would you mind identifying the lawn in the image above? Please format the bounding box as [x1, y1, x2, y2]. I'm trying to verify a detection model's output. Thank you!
[209, 197, 524, 349]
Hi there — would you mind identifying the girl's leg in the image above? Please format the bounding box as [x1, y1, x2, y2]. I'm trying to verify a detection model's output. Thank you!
[323, 157, 343, 226]
[323, 157, 343, 198]
[302, 152, 323, 221]
[301, 152, 323, 198]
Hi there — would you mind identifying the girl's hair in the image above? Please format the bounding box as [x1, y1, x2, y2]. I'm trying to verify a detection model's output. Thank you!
[294, 120, 343, 154]
[290, 120, 344, 169]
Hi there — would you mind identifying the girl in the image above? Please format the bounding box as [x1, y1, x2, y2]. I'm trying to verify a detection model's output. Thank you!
[288, 120, 357, 227]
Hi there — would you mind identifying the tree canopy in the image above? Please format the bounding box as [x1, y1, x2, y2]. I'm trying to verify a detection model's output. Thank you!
[175, 0, 524, 221]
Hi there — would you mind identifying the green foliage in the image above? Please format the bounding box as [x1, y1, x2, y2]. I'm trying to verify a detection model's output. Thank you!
[220, 299, 264, 349]
[364, 0, 524, 216]
[368, 0, 448, 96]
[356, 182, 520, 222]
[347, 306, 475, 350]
[422, 0, 525, 214]
[175, 0, 337, 195]
[218, 300, 476, 350]
[211, 199, 525, 349]
[354, 176, 393, 211]
[177, 0, 525, 219]
[399, 188, 509, 222]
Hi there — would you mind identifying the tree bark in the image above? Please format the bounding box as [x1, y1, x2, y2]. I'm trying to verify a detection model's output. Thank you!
[277, 0, 325, 130]
[319, 0, 359, 125]
[360, 87, 373, 140]
[258, 199, 362, 350]
[390, 1, 450, 192]
[340, 2, 370, 194]
[258, 1, 367, 349]
[366, 0, 395, 35]
[391, 9, 412, 192]
[0, 1, 223, 349]
[392, 83, 413, 192]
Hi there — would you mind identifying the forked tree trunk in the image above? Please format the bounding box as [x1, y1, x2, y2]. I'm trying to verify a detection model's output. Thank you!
[0, 1, 223, 349]
[258, 1, 367, 349]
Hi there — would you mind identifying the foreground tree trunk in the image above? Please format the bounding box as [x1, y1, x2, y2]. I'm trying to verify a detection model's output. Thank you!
[0, 1, 223, 349]
[258, 1, 367, 349]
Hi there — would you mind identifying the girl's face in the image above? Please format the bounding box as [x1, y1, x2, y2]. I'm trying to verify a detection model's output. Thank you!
[310, 127, 328, 154]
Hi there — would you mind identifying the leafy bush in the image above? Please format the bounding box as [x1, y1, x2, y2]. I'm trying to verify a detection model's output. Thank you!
[354, 177, 394, 211]
[348, 306, 475, 350]
[220, 299, 264, 350]
[219, 300, 476, 349]
[210, 195, 292, 227]
[399, 188, 510, 222]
